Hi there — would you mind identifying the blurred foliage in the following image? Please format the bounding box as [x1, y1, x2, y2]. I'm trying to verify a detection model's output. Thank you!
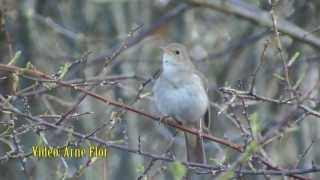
[1, 0, 320, 179]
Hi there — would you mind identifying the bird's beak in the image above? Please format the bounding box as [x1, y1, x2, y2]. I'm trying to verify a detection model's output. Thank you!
[160, 46, 169, 53]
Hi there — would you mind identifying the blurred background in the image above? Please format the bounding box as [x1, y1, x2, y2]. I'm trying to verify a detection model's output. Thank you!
[1, 0, 320, 179]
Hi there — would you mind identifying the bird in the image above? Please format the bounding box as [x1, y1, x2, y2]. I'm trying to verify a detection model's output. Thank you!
[153, 43, 209, 164]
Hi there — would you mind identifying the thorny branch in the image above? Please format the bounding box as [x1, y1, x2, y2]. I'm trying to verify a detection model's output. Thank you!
[2, 1, 320, 179]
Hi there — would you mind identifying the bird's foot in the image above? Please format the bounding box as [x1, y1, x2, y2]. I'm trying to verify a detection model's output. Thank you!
[159, 116, 182, 126]
[159, 115, 170, 125]
[197, 128, 204, 139]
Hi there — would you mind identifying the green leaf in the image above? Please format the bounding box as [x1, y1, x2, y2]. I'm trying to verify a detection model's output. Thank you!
[217, 140, 258, 180]
[57, 63, 71, 79]
[241, 140, 258, 162]
[25, 61, 35, 69]
[136, 164, 145, 173]
[8, 51, 21, 65]
[169, 161, 186, 180]
[272, 73, 285, 81]
[249, 112, 260, 140]
[287, 52, 300, 67]
[218, 171, 235, 180]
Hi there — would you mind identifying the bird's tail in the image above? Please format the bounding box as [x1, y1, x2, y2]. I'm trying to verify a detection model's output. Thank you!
[184, 132, 206, 163]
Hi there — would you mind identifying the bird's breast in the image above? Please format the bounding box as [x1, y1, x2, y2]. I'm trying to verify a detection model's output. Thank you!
[153, 74, 208, 124]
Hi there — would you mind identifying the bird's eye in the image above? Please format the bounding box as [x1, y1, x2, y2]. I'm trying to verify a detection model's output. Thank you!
[174, 50, 180, 55]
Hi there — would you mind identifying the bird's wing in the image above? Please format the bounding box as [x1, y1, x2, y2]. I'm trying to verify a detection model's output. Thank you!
[194, 69, 211, 129]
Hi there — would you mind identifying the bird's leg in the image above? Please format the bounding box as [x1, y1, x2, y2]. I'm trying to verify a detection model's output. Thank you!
[159, 116, 182, 126]
[198, 119, 207, 164]
[197, 120, 203, 150]
[199, 118, 204, 137]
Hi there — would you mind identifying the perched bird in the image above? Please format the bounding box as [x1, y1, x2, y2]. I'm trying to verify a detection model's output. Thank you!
[153, 43, 209, 163]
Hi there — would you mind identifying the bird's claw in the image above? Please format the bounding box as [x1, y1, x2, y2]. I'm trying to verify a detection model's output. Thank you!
[159, 115, 170, 125]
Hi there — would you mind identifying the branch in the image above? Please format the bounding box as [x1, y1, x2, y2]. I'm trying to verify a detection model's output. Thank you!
[3, 107, 319, 179]
[219, 87, 320, 118]
[90, 4, 191, 64]
[188, 0, 320, 49]
[0, 64, 242, 152]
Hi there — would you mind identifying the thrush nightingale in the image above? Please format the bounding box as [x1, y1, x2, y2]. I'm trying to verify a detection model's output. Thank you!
[153, 43, 209, 163]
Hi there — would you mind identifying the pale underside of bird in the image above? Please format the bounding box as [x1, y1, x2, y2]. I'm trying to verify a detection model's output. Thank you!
[153, 43, 209, 166]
